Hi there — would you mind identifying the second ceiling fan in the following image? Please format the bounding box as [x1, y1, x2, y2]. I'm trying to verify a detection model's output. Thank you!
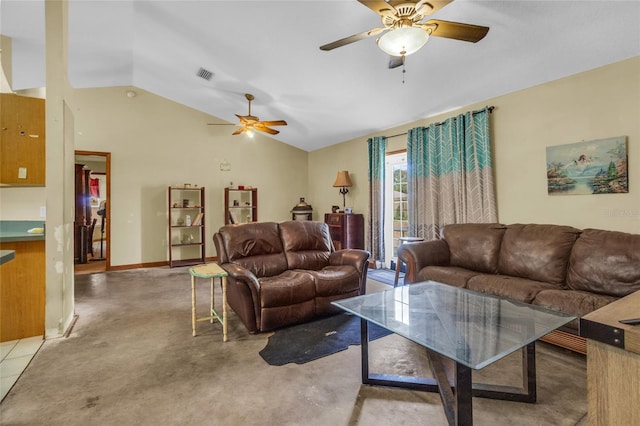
[320, 0, 489, 68]
[209, 93, 287, 137]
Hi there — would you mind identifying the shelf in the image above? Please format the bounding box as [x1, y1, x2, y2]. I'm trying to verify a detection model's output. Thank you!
[224, 187, 258, 225]
[169, 186, 205, 268]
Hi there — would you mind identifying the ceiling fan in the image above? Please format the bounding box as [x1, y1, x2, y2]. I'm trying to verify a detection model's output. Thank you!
[320, 0, 489, 68]
[208, 93, 287, 137]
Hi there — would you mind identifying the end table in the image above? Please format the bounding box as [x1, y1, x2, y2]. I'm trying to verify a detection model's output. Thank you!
[189, 263, 229, 341]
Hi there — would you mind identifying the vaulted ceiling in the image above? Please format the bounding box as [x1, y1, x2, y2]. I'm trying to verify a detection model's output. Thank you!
[2, 1, 639, 151]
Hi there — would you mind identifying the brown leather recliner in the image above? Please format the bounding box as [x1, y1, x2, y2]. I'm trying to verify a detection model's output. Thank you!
[213, 220, 370, 333]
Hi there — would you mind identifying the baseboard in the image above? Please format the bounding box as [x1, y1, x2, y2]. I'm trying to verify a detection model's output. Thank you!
[107, 256, 218, 271]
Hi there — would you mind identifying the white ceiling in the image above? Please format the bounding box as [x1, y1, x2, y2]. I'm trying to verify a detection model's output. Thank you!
[2, 1, 639, 152]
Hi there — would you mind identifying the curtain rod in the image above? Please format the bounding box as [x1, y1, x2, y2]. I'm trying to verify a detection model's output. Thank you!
[385, 106, 495, 139]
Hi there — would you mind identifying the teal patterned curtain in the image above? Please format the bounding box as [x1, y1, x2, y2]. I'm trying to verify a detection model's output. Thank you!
[407, 107, 496, 240]
[367, 136, 386, 264]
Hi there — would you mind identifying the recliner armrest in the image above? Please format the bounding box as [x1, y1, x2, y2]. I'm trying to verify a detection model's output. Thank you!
[329, 249, 370, 273]
[329, 249, 370, 294]
[397, 240, 450, 284]
[220, 263, 261, 294]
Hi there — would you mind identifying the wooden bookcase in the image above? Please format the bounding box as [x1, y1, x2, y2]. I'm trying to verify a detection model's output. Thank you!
[224, 187, 258, 225]
[168, 186, 205, 267]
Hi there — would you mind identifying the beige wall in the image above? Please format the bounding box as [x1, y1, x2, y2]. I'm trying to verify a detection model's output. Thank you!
[71, 87, 308, 266]
[309, 56, 640, 237]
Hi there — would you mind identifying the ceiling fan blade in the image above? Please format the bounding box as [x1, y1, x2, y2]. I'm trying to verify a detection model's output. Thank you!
[259, 120, 287, 127]
[422, 19, 489, 43]
[231, 127, 246, 136]
[236, 113, 249, 124]
[320, 28, 386, 51]
[421, 0, 454, 15]
[254, 124, 279, 135]
[388, 55, 404, 69]
[357, 0, 398, 19]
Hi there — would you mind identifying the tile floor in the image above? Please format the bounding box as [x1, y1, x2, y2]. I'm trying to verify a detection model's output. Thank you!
[0, 336, 44, 402]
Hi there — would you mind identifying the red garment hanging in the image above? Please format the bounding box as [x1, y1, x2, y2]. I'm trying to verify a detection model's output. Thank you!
[90, 178, 100, 198]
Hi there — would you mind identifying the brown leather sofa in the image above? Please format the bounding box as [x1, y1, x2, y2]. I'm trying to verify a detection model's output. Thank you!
[213, 220, 370, 333]
[398, 223, 640, 353]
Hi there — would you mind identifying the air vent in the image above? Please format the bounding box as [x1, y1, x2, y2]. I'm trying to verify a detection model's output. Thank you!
[196, 67, 213, 81]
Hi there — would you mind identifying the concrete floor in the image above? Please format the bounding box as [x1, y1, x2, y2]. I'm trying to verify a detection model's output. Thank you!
[0, 267, 588, 425]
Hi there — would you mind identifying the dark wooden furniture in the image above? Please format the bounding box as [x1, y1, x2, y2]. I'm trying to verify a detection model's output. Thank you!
[168, 186, 205, 267]
[224, 187, 258, 224]
[74, 164, 92, 263]
[324, 213, 364, 250]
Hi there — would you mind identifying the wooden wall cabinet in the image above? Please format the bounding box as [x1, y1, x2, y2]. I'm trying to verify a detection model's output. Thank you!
[224, 187, 258, 225]
[0, 93, 46, 186]
[324, 213, 364, 250]
[168, 186, 205, 267]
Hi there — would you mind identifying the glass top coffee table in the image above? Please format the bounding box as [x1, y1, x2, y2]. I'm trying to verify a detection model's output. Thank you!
[332, 281, 575, 426]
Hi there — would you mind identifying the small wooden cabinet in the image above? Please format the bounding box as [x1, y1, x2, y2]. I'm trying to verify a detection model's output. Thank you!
[224, 187, 258, 224]
[324, 213, 364, 250]
[0, 93, 46, 186]
[168, 186, 205, 267]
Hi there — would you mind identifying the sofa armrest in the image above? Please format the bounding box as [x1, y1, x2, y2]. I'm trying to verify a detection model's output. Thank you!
[329, 249, 371, 294]
[220, 263, 261, 297]
[397, 240, 450, 284]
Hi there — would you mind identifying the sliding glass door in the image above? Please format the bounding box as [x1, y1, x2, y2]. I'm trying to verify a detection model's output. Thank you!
[384, 152, 408, 269]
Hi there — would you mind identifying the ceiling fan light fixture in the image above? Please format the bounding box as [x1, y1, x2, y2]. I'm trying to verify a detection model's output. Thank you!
[377, 26, 429, 56]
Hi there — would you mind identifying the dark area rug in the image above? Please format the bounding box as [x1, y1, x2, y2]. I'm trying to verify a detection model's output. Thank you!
[259, 313, 392, 366]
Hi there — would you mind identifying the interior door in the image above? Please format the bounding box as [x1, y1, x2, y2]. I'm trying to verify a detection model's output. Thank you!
[74, 151, 111, 271]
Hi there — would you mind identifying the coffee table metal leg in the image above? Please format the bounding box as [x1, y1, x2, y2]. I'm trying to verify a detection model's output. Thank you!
[427, 350, 473, 426]
[358, 318, 537, 426]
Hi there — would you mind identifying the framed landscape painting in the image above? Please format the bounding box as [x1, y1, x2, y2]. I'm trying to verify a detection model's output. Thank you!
[546, 136, 628, 195]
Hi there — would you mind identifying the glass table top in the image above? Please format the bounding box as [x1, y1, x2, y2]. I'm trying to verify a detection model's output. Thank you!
[332, 281, 575, 369]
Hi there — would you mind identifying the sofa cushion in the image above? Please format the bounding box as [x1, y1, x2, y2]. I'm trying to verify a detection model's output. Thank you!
[258, 270, 316, 308]
[443, 223, 506, 274]
[218, 222, 288, 277]
[498, 224, 581, 285]
[279, 221, 332, 270]
[467, 274, 558, 303]
[418, 266, 479, 288]
[306, 266, 360, 297]
[533, 289, 617, 331]
[566, 228, 640, 297]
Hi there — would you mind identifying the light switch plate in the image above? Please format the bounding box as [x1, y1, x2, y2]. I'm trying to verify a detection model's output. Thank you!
[40, 206, 46, 217]
[18, 167, 27, 179]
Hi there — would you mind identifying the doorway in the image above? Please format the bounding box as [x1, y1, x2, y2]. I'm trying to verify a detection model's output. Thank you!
[74, 151, 111, 274]
[383, 151, 408, 269]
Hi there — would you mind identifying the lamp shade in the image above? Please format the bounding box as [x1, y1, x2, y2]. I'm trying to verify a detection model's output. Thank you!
[377, 27, 429, 56]
[333, 171, 353, 188]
